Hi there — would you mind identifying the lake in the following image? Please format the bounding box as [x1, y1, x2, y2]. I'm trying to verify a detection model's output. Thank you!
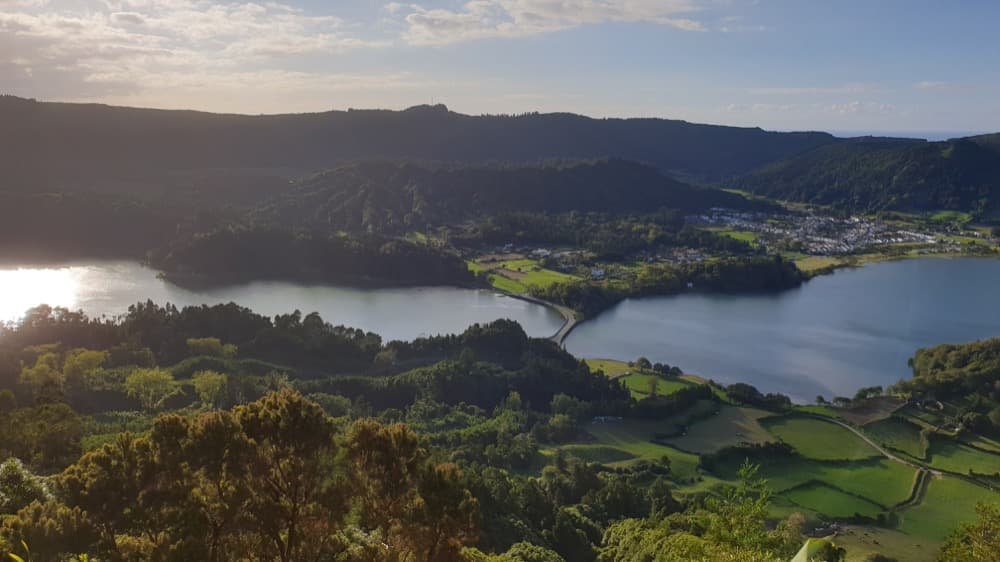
[565, 258, 1000, 402]
[0, 261, 565, 342]
[3, 258, 999, 401]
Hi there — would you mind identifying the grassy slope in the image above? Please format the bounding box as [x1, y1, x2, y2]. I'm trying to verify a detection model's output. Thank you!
[783, 482, 883, 518]
[863, 417, 927, 459]
[763, 416, 880, 461]
[927, 440, 1000, 475]
[583, 358, 632, 376]
[662, 405, 775, 454]
[900, 477, 998, 542]
[619, 373, 693, 400]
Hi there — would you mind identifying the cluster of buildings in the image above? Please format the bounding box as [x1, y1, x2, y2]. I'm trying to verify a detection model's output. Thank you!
[688, 209, 936, 255]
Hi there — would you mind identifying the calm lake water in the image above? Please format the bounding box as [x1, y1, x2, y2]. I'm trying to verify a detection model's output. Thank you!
[0, 261, 565, 342]
[565, 258, 1000, 402]
[3, 258, 999, 401]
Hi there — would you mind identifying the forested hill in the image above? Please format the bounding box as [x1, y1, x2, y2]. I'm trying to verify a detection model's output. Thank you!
[250, 160, 760, 234]
[0, 96, 835, 191]
[731, 136, 1000, 217]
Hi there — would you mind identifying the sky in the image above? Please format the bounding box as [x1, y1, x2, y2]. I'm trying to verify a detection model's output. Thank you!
[2, 0, 999, 135]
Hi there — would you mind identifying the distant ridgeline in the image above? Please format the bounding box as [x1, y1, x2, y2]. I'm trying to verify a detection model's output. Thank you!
[731, 135, 1000, 219]
[0, 96, 834, 188]
[250, 160, 762, 234]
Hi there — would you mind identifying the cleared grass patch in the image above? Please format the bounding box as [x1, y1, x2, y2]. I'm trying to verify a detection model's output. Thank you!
[718, 229, 759, 243]
[961, 433, 1000, 454]
[863, 417, 927, 459]
[783, 482, 883, 519]
[838, 525, 937, 562]
[711, 457, 916, 509]
[763, 416, 880, 461]
[584, 358, 631, 377]
[581, 419, 702, 478]
[662, 405, 775, 454]
[794, 256, 845, 273]
[900, 477, 996, 542]
[557, 444, 636, 464]
[927, 440, 1000, 475]
[619, 373, 693, 399]
[487, 274, 527, 293]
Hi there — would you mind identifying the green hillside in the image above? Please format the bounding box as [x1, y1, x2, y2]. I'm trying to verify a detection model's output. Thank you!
[732, 136, 1000, 217]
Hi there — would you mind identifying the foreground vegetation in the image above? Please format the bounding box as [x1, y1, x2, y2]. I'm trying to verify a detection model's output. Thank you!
[1, 305, 997, 560]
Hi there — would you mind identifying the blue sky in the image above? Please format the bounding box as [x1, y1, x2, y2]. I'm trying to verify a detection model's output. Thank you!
[2, 0, 998, 134]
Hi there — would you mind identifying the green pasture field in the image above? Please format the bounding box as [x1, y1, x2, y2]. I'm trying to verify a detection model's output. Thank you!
[661, 405, 775, 454]
[930, 210, 972, 224]
[783, 482, 883, 519]
[584, 358, 631, 376]
[578, 418, 703, 477]
[470, 257, 578, 292]
[487, 274, 527, 293]
[899, 477, 997, 542]
[556, 444, 637, 464]
[619, 373, 693, 399]
[710, 457, 916, 509]
[718, 229, 759, 243]
[863, 417, 927, 459]
[794, 256, 845, 273]
[961, 433, 1000, 454]
[763, 416, 880, 461]
[927, 440, 1000, 475]
[837, 525, 937, 562]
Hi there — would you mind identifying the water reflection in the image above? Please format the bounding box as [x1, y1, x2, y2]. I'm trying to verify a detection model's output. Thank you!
[0, 261, 565, 341]
[0, 266, 83, 321]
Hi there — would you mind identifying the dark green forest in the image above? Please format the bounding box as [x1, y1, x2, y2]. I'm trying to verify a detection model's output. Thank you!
[732, 137, 1000, 218]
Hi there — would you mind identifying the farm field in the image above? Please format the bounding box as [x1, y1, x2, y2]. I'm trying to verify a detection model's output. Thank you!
[961, 433, 1000, 454]
[580, 420, 701, 477]
[618, 373, 693, 399]
[662, 405, 775, 454]
[584, 358, 632, 376]
[863, 417, 927, 459]
[793, 255, 844, 273]
[837, 526, 937, 562]
[468, 256, 578, 293]
[763, 416, 880, 461]
[899, 477, 997, 542]
[927, 439, 1000, 475]
[710, 457, 916, 510]
[782, 482, 883, 519]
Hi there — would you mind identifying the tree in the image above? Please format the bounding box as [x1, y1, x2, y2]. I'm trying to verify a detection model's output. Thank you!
[62, 349, 108, 389]
[192, 370, 228, 408]
[234, 389, 343, 562]
[0, 458, 50, 515]
[634, 357, 652, 370]
[187, 338, 237, 359]
[124, 369, 178, 411]
[648, 377, 660, 398]
[19, 353, 62, 392]
[938, 503, 999, 561]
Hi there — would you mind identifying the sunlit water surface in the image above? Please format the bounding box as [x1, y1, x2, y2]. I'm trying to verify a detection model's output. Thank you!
[0, 261, 565, 342]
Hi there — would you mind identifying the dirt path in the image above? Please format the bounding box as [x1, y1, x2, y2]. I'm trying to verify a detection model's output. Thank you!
[815, 415, 941, 475]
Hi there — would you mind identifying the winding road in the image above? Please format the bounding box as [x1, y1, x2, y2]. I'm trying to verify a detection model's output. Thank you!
[808, 414, 942, 476]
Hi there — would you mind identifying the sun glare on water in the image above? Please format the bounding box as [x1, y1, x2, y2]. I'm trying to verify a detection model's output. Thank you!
[0, 267, 81, 323]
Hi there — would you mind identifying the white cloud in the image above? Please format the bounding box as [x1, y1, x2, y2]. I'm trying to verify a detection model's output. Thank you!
[0, 0, 386, 99]
[914, 81, 965, 92]
[825, 101, 895, 115]
[393, 0, 706, 46]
